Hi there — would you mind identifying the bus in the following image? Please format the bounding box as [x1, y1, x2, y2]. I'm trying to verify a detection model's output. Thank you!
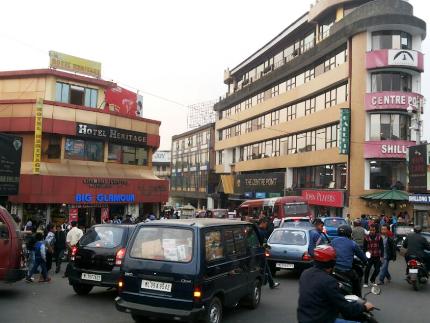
[238, 196, 310, 221]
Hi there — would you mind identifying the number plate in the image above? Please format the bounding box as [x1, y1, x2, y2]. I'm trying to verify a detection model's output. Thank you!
[141, 280, 172, 292]
[409, 269, 418, 274]
[276, 263, 294, 269]
[81, 273, 102, 282]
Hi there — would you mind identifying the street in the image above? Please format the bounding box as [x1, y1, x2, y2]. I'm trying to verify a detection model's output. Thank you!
[1, 259, 430, 323]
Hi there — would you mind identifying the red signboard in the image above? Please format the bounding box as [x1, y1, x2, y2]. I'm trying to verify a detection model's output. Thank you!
[69, 208, 78, 223]
[366, 49, 424, 72]
[364, 140, 415, 159]
[302, 190, 344, 208]
[365, 91, 424, 112]
[105, 86, 142, 118]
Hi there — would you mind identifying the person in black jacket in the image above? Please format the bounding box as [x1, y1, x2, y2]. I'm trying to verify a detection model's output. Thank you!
[54, 224, 67, 274]
[298, 245, 374, 323]
[403, 225, 430, 269]
[377, 224, 396, 284]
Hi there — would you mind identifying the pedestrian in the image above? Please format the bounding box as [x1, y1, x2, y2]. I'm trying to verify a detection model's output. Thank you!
[378, 224, 396, 285]
[308, 218, 327, 257]
[363, 224, 384, 287]
[351, 220, 366, 250]
[64, 221, 83, 278]
[346, 214, 352, 226]
[24, 218, 33, 232]
[122, 214, 133, 224]
[26, 232, 51, 283]
[44, 224, 56, 273]
[54, 224, 66, 274]
[360, 214, 369, 230]
[25, 228, 38, 280]
[257, 218, 280, 289]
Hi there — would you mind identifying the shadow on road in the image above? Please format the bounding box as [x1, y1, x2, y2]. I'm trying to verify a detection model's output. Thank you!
[0, 288, 23, 299]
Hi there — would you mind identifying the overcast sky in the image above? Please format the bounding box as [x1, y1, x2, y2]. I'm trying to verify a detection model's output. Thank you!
[1, 0, 429, 149]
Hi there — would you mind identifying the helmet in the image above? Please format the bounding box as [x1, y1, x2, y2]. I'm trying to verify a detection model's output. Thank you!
[414, 225, 422, 233]
[313, 245, 336, 263]
[337, 225, 352, 238]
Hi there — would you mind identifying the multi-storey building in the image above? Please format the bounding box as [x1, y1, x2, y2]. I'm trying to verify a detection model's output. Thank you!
[0, 68, 168, 226]
[170, 123, 218, 209]
[152, 150, 171, 180]
[214, 0, 426, 218]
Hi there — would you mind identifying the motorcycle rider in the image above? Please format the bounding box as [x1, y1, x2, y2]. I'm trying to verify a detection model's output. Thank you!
[297, 245, 374, 323]
[331, 225, 367, 297]
[403, 225, 430, 269]
[308, 218, 328, 257]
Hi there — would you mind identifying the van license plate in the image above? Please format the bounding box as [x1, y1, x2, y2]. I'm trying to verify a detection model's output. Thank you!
[276, 263, 294, 269]
[81, 273, 102, 281]
[141, 280, 172, 292]
[409, 269, 418, 274]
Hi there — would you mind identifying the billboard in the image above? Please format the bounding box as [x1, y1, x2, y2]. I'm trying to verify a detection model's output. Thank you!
[235, 172, 285, 194]
[408, 144, 428, 193]
[0, 133, 23, 195]
[49, 51, 101, 78]
[33, 98, 43, 174]
[105, 86, 142, 118]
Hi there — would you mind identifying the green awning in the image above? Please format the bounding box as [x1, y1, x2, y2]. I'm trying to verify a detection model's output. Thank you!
[361, 190, 409, 201]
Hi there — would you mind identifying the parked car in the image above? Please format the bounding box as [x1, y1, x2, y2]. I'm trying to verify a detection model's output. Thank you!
[68, 224, 135, 295]
[115, 219, 265, 323]
[0, 206, 26, 283]
[321, 217, 347, 239]
[280, 217, 312, 228]
[266, 227, 313, 275]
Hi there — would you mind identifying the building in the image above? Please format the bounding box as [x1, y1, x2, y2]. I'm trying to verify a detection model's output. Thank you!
[214, 0, 426, 218]
[152, 150, 171, 180]
[0, 66, 168, 227]
[170, 123, 218, 209]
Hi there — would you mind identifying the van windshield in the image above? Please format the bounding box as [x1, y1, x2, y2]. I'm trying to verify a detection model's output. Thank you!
[284, 203, 308, 215]
[130, 227, 193, 263]
[79, 226, 125, 248]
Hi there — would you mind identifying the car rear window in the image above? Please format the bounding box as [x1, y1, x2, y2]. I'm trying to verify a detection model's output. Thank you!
[79, 226, 125, 248]
[130, 227, 193, 263]
[282, 219, 312, 228]
[269, 230, 307, 246]
[284, 203, 308, 215]
[324, 219, 346, 227]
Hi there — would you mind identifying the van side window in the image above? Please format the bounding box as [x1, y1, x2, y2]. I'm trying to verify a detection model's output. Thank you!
[205, 231, 224, 262]
[0, 218, 9, 239]
[245, 225, 260, 249]
[233, 228, 247, 256]
[224, 230, 235, 256]
[273, 206, 280, 218]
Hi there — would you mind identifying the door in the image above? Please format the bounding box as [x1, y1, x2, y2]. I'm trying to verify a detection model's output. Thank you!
[0, 214, 11, 280]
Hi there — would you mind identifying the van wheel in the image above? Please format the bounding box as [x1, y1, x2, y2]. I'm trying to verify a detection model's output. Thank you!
[204, 297, 222, 323]
[246, 280, 261, 309]
[131, 314, 146, 322]
[72, 283, 93, 295]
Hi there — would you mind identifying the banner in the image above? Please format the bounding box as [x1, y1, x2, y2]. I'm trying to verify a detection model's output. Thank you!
[105, 86, 141, 117]
[49, 51, 101, 78]
[33, 98, 43, 174]
[69, 208, 79, 223]
[0, 133, 23, 195]
[235, 172, 285, 194]
[408, 144, 428, 193]
[338, 108, 350, 155]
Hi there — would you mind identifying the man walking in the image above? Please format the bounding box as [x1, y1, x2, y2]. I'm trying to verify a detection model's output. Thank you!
[26, 232, 51, 283]
[351, 220, 366, 250]
[378, 224, 396, 285]
[64, 221, 83, 278]
[363, 224, 384, 287]
[54, 224, 66, 274]
[257, 218, 280, 289]
[44, 224, 56, 273]
[308, 218, 327, 257]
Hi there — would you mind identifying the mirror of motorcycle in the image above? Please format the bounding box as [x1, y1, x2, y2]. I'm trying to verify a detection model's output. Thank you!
[365, 251, 371, 259]
[371, 286, 381, 295]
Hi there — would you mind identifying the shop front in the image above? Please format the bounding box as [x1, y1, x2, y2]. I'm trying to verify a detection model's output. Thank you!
[408, 194, 430, 230]
[301, 189, 345, 217]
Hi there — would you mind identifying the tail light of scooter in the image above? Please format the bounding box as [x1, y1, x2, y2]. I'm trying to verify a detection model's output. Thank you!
[115, 248, 126, 266]
[70, 246, 78, 261]
[408, 259, 419, 268]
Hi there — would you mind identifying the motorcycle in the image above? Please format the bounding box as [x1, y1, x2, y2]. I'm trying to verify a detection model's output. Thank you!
[338, 284, 381, 323]
[332, 255, 366, 297]
[406, 255, 429, 291]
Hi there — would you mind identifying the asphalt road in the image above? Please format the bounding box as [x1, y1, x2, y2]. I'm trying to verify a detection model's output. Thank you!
[1, 259, 430, 323]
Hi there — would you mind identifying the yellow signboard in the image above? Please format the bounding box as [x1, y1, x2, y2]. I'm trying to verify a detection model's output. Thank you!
[33, 98, 43, 174]
[49, 50, 101, 78]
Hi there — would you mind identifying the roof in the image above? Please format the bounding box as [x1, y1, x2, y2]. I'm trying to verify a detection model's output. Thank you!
[172, 123, 214, 140]
[361, 190, 409, 201]
[0, 69, 116, 88]
[138, 218, 246, 228]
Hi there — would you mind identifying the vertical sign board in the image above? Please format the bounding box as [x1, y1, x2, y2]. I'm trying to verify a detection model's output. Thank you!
[408, 144, 428, 193]
[33, 98, 43, 174]
[338, 108, 350, 155]
[0, 133, 23, 195]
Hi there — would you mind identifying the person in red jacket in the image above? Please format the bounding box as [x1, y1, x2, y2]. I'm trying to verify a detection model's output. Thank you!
[363, 224, 384, 287]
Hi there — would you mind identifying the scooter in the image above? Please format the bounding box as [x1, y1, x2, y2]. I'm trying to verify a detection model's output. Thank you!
[338, 284, 381, 323]
[332, 255, 366, 297]
[406, 256, 428, 291]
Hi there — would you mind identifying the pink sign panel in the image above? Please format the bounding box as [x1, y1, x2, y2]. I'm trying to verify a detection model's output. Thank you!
[365, 92, 424, 111]
[366, 49, 424, 72]
[364, 140, 415, 159]
[301, 190, 344, 208]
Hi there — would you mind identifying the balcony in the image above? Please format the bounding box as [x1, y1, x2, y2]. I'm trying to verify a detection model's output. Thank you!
[364, 140, 415, 159]
[365, 91, 424, 112]
[366, 49, 424, 72]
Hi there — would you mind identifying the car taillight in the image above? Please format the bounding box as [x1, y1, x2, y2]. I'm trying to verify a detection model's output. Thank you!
[265, 250, 270, 257]
[70, 246, 78, 261]
[408, 259, 418, 267]
[115, 248, 126, 266]
[193, 287, 202, 300]
[302, 252, 312, 261]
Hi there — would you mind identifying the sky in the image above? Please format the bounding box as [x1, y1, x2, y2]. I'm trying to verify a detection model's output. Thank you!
[1, 0, 429, 150]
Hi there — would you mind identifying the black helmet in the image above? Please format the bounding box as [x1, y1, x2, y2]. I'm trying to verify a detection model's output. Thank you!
[337, 224, 352, 238]
[414, 225, 422, 233]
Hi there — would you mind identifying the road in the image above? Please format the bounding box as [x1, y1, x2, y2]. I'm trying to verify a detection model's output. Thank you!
[1, 259, 430, 323]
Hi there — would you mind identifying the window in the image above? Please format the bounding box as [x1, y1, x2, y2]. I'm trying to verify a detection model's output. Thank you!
[46, 135, 61, 159]
[245, 98, 252, 109]
[324, 56, 336, 72]
[218, 150, 223, 164]
[370, 113, 410, 140]
[293, 163, 346, 189]
[257, 93, 264, 104]
[271, 85, 280, 97]
[305, 98, 316, 115]
[325, 89, 337, 107]
[371, 72, 412, 92]
[224, 230, 235, 256]
[80, 226, 125, 248]
[108, 143, 148, 165]
[319, 15, 335, 40]
[304, 68, 315, 82]
[271, 110, 280, 126]
[269, 230, 307, 246]
[55, 82, 98, 108]
[286, 77, 296, 91]
[325, 124, 338, 148]
[205, 231, 224, 262]
[234, 124, 241, 137]
[233, 228, 247, 256]
[245, 225, 260, 248]
[287, 105, 296, 120]
[130, 227, 193, 263]
[370, 160, 406, 189]
[372, 31, 412, 50]
[64, 138, 103, 162]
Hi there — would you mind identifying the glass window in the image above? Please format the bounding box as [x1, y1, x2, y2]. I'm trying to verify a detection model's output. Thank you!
[80, 226, 125, 248]
[371, 72, 412, 92]
[370, 160, 406, 190]
[108, 144, 148, 165]
[64, 138, 103, 162]
[370, 113, 410, 140]
[205, 230, 224, 262]
[130, 227, 193, 263]
[372, 31, 412, 50]
[269, 230, 307, 246]
[46, 135, 61, 159]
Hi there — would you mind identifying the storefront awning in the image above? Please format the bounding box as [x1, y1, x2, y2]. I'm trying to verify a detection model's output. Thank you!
[361, 189, 409, 201]
[220, 175, 235, 194]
